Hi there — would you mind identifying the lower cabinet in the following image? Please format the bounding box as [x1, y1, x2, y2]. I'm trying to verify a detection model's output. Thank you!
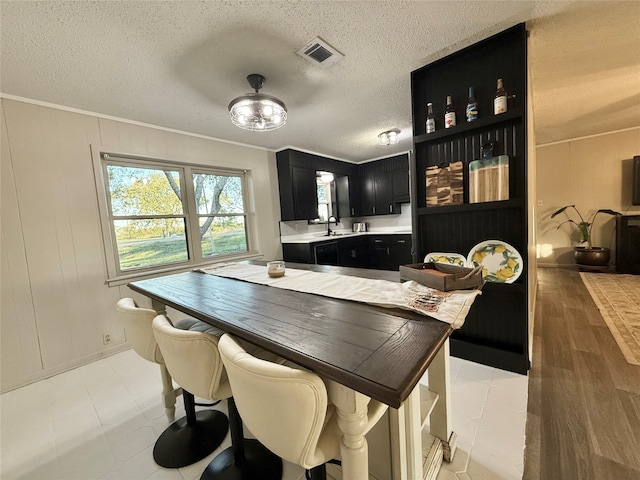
[367, 235, 412, 271]
[337, 236, 368, 268]
[282, 234, 412, 271]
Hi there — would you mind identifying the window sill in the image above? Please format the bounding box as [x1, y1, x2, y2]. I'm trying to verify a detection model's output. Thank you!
[106, 252, 264, 287]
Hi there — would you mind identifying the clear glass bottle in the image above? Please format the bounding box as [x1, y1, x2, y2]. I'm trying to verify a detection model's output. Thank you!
[466, 87, 478, 122]
[494, 78, 507, 115]
[426, 102, 435, 133]
[444, 96, 456, 128]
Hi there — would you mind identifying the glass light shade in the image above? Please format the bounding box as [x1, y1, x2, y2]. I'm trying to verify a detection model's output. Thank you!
[378, 129, 400, 145]
[319, 172, 334, 183]
[228, 93, 287, 132]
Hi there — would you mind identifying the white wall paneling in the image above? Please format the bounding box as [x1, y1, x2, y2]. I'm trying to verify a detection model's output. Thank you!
[0, 98, 281, 392]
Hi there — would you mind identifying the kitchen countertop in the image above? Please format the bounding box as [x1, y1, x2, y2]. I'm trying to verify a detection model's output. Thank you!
[281, 228, 412, 244]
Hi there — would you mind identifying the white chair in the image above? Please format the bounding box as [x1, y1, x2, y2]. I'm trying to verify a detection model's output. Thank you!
[152, 315, 283, 480]
[116, 297, 180, 421]
[218, 333, 388, 480]
[116, 299, 228, 468]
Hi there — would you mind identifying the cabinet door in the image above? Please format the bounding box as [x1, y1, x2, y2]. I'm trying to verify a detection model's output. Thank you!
[374, 174, 394, 215]
[367, 236, 391, 270]
[389, 236, 412, 269]
[291, 166, 318, 220]
[338, 237, 366, 268]
[392, 168, 410, 203]
[360, 174, 376, 215]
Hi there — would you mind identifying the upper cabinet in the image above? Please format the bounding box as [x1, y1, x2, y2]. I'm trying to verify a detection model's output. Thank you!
[357, 154, 409, 216]
[276, 149, 357, 221]
[290, 166, 318, 220]
[410, 24, 529, 374]
[277, 149, 409, 221]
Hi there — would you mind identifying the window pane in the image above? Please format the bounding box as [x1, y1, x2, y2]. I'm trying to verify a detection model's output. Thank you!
[200, 216, 248, 257]
[317, 184, 327, 203]
[193, 174, 244, 214]
[114, 219, 188, 271]
[106, 165, 183, 216]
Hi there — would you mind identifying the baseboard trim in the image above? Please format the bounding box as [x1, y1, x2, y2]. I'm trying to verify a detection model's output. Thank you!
[1, 343, 130, 393]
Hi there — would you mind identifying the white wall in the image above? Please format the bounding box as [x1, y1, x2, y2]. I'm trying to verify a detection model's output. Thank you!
[0, 98, 282, 392]
[536, 127, 640, 267]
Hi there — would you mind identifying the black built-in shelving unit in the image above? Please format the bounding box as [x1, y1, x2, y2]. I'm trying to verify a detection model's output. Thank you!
[410, 23, 529, 374]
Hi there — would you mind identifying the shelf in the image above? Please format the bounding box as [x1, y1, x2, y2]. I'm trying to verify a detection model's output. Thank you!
[416, 198, 523, 215]
[414, 108, 522, 144]
[419, 384, 440, 429]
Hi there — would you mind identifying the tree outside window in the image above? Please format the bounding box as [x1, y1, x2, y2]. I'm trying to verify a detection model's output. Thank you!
[101, 158, 249, 275]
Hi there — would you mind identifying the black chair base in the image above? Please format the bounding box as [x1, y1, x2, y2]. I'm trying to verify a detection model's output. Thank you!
[200, 398, 282, 480]
[200, 438, 283, 480]
[154, 392, 229, 468]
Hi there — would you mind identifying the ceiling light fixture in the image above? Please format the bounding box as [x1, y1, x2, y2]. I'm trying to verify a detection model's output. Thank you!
[378, 129, 401, 145]
[228, 74, 287, 131]
[318, 172, 334, 183]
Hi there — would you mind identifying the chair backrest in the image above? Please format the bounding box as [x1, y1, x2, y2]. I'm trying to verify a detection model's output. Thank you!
[218, 333, 338, 469]
[116, 297, 163, 364]
[152, 315, 231, 401]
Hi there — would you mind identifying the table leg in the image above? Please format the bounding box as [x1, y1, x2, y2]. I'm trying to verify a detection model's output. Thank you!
[149, 299, 180, 423]
[159, 364, 180, 422]
[388, 387, 423, 480]
[326, 380, 371, 480]
[427, 339, 456, 461]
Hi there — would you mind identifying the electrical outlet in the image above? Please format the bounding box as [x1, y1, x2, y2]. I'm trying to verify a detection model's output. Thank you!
[102, 333, 112, 345]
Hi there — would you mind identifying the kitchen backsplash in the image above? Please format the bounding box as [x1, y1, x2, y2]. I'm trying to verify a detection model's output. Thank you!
[279, 202, 411, 238]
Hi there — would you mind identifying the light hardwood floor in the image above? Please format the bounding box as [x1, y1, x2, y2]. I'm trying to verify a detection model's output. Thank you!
[524, 268, 640, 480]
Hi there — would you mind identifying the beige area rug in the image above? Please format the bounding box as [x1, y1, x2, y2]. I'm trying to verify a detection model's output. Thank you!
[580, 272, 640, 365]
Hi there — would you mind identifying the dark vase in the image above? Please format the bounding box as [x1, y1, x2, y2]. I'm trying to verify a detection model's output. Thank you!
[574, 246, 611, 266]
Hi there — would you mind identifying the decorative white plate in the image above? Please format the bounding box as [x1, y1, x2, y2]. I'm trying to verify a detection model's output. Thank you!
[466, 240, 523, 283]
[424, 252, 467, 267]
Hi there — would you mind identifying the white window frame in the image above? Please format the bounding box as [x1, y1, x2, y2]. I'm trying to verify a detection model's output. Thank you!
[91, 147, 259, 285]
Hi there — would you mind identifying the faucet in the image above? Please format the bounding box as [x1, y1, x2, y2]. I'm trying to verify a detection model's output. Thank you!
[326, 215, 338, 236]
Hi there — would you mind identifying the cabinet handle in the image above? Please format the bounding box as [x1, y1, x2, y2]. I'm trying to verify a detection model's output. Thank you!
[397, 240, 406, 243]
[372, 207, 376, 214]
[389, 205, 393, 213]
[351, 208, 355, 216]
[387, 247, 390, 255]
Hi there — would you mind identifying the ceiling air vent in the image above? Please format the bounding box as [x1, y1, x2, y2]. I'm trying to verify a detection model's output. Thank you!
[296, 37, 344, 68]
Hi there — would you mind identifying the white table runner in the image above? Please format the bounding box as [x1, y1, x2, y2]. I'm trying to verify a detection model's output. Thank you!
[195, 263, 481, 329]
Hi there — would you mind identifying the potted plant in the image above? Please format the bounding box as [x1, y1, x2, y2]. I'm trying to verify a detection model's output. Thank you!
[550, 205, 621, 267]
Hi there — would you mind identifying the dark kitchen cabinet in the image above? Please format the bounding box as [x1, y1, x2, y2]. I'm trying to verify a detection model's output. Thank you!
[410, 23, 529, 374]
[283, 234, 410, 271]
[366, 235, 412, 271]
[392, 167, 410, 203]
[360, 173, 395, 216]
[390, 235, 412, 267]
[291, 166, 318, 220]
[616, 215, 640, 274]
[358, 154, 408, 216]
[337, 236, 367, 268]
[277, 149, 358, 221]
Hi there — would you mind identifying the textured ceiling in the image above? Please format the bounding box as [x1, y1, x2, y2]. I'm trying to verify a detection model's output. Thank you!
[1, 1, 638, 162]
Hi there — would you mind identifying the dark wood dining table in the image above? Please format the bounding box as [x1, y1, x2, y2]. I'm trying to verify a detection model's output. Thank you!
[128, 261, 461, 480]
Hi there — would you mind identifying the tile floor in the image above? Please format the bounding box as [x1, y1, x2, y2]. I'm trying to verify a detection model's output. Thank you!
[0, 349, 528, 480]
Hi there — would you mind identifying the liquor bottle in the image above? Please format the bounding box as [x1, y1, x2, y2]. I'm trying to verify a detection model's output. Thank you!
[444, 95, 456, 128]
[494, 78, 507, 115]
[466, 87, 478, 122]
[426, 102, 436, 133]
